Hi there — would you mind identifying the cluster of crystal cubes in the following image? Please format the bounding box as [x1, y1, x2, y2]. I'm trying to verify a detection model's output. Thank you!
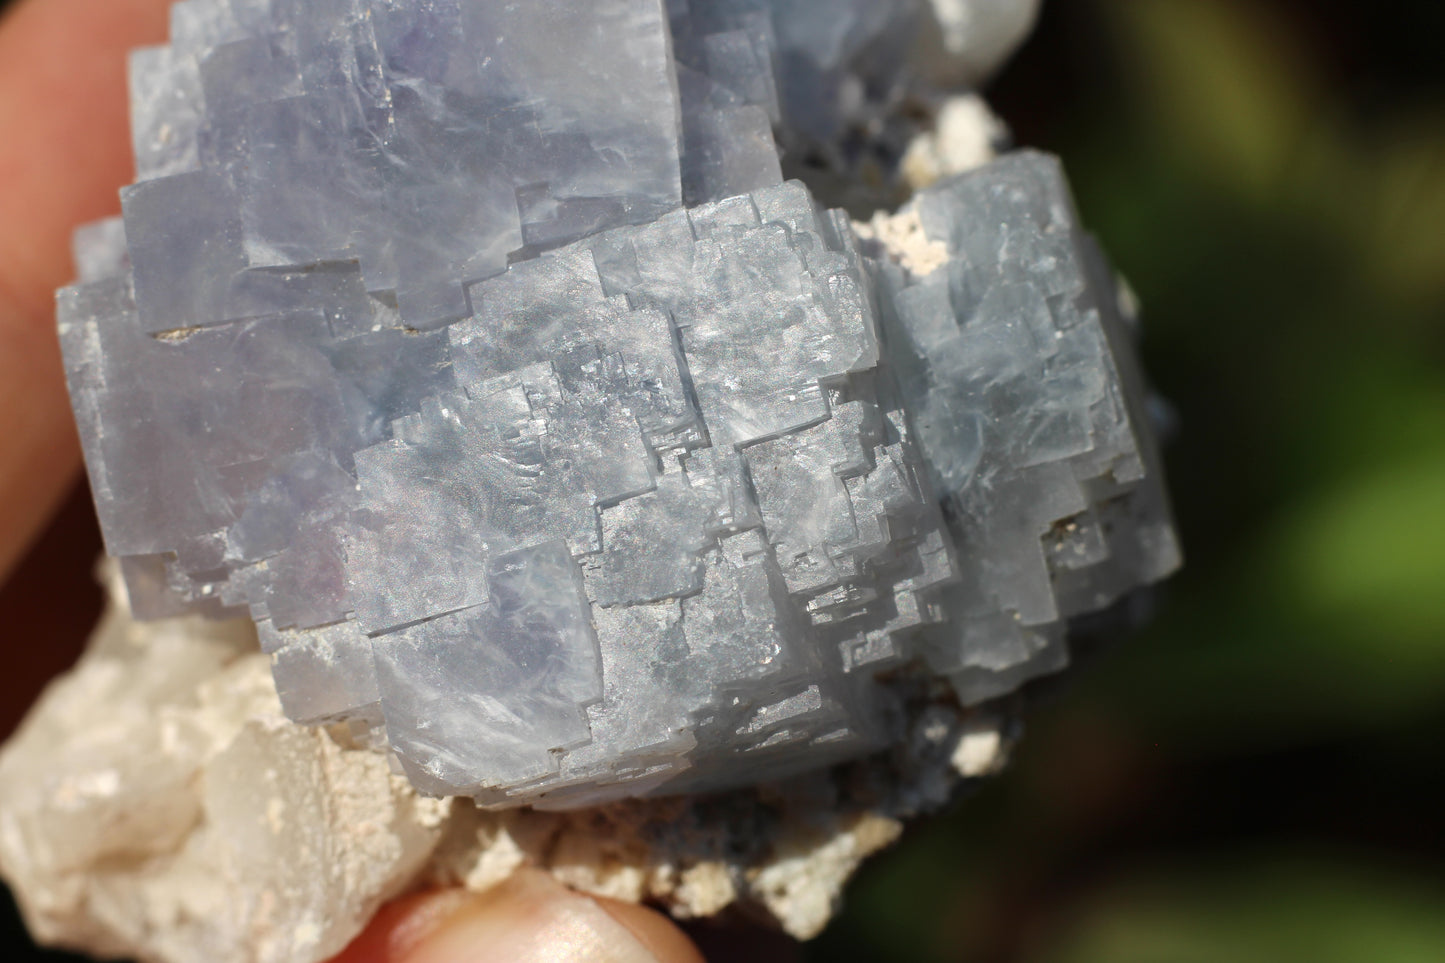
[58, 0, 1179, 807]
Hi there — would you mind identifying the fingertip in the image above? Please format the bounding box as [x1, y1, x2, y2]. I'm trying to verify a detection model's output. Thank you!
[595, 896, 708, 963]
[330, 873, 706, 963]
[328, 889, 478, 963]
[0, 0, 174, 304]
[0, 0, 174, 577]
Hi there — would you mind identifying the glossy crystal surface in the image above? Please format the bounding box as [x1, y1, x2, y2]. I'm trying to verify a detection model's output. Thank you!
[60, 0, 1178, 807]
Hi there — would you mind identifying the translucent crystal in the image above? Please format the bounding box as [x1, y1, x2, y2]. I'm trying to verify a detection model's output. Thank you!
[58, 0, 1179, 807]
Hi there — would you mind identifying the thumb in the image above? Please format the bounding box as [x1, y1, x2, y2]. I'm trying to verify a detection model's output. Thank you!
[332, 870, 706, 963]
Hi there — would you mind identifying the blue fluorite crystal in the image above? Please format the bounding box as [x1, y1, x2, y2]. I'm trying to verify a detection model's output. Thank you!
[59, 0, 1178, 808]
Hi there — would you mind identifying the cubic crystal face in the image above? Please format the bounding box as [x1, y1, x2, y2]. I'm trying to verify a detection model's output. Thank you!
[60, 0, 1179, 808]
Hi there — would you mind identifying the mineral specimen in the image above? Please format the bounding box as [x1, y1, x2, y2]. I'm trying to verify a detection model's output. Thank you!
[58, 0, 1179, 809]
[0, 565, 1003, 961]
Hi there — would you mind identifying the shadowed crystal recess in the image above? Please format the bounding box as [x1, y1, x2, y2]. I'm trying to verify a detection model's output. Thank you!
[59, 0, 1178, 808]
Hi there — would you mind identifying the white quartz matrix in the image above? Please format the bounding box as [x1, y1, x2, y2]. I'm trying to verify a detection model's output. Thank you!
[57, 0, 1179, 808]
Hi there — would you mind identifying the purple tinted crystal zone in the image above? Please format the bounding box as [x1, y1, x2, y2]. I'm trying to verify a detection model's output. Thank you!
[59, 0, 1177, 808]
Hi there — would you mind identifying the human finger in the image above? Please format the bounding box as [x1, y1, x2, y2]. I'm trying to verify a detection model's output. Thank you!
[331, 872, 707, 963]
[0, 0, 172, 579]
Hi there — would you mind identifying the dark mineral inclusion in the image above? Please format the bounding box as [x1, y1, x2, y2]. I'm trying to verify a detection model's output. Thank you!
[57, 0, 1180, 808]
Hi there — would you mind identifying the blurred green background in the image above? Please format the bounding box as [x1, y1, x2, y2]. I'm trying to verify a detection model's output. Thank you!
[4, 1, 1444, 961]
[794, 1, 1445, 961]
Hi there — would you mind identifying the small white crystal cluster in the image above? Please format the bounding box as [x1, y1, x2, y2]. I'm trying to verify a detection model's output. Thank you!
[56, 0, 1177, 808]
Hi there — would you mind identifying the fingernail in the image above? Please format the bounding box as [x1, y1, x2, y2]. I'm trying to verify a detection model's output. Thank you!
[402, 870, 678, 963]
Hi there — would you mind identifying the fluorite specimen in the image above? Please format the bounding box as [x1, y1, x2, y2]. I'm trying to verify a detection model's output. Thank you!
[58, 0, 1179, 807]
